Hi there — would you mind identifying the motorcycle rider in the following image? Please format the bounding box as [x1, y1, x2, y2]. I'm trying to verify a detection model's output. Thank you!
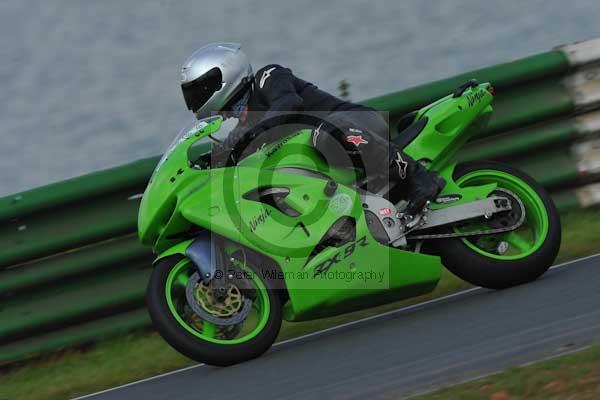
[179, 43, 445, 217]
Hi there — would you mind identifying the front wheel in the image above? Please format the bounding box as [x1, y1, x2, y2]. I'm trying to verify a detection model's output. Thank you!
[434, 161, 561, 289]
[146, 253, 282, 366]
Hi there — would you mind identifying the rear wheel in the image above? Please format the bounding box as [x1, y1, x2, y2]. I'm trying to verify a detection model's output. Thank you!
[146, 252, 282, 366]
[434, 161, 561, 289]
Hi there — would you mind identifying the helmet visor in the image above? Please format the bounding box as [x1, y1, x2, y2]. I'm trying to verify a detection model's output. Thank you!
[181, 67, 223, 114]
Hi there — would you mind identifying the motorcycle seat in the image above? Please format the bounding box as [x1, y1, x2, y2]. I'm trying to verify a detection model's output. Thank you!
[393, 111, 428, 149]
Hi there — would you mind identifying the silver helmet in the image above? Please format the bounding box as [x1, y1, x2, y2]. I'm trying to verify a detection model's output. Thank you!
[180, 43, 253, 119]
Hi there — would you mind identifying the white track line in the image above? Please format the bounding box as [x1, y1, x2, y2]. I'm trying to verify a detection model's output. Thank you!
[70, 253, 600, 400]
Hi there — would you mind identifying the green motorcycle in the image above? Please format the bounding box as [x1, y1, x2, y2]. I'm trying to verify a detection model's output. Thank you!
[139, 80, 561, 366]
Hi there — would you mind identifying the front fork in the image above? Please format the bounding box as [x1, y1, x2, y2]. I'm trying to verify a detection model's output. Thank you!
[156, 231, 230, 299]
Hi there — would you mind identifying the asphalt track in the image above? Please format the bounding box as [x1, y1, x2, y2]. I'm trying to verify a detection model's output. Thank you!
[75, 254, 600, 400]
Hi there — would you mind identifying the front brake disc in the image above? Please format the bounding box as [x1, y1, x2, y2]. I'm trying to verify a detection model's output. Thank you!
[185, 272, 252, 326]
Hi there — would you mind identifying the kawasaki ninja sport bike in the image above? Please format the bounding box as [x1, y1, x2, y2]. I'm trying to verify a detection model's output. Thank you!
[139, 80, 561, 366]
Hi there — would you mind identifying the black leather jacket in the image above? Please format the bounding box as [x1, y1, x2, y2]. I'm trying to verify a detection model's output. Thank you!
[223, 64, 372, 148]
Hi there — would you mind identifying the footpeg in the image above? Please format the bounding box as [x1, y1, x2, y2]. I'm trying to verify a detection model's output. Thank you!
[397, 201, 430, 229]
[390, 210, 428, 248]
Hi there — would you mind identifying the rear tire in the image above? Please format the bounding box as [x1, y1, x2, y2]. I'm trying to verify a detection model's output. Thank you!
[434, 161, 561, 289]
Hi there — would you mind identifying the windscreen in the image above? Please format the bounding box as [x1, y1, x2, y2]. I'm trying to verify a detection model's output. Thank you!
[151, 116, 237, 178]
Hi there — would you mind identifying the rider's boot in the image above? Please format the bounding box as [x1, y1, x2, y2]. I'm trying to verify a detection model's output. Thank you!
[389, 149, 446, 217]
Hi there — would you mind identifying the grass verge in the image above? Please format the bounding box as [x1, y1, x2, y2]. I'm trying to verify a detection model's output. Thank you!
[414, 344, 600, 400]
[1, 208, 599, 400]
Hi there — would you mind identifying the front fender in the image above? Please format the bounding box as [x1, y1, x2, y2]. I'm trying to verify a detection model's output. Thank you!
[154, 231, 217, 282]
[154, 239, 193, 265]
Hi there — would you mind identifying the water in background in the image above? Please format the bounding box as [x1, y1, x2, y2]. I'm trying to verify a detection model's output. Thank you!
[1, 0, 599, 196]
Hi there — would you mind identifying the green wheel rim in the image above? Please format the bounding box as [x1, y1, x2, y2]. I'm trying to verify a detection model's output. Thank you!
[165, 259, 271, 344]
[455, 169, 549, 260]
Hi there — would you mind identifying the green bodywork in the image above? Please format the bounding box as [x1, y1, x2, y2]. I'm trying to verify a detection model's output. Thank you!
[138, 84, 497, 322]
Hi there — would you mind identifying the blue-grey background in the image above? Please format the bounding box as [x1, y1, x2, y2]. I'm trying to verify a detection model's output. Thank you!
[1, 0, 599, 196]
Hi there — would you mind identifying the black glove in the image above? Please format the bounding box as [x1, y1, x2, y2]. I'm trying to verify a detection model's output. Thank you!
[210, 142, 236, 168]
[224, 124, 268, 150]
[215, 125, 264, 168]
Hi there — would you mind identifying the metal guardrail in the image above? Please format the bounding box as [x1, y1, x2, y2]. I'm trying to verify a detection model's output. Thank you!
[2, 38, 600, 365]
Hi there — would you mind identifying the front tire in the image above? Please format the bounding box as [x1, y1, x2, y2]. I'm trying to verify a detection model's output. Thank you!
[434, 161, 561, 289]
[146, 255, 282, 366]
